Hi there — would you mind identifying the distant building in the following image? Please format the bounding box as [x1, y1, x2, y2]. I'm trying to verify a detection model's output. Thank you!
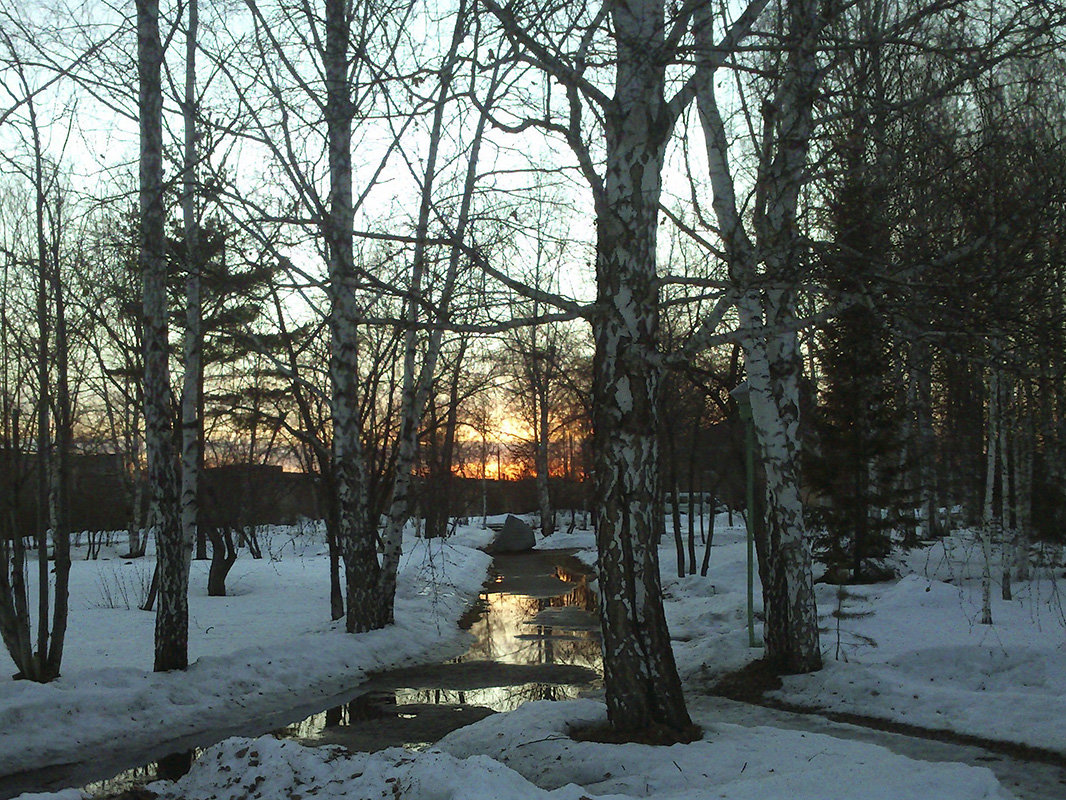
[1, 451, 320, 536]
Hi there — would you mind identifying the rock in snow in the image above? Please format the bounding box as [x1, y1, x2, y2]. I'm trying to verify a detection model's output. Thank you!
[486, 515, 536, 553]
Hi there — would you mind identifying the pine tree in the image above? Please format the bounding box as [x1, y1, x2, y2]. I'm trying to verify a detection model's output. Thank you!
[808, 132, 908, 584]
[810, 303, 905, 583]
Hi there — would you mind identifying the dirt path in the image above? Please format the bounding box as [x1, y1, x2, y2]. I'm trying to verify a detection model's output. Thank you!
[686, 693, 1066, 800]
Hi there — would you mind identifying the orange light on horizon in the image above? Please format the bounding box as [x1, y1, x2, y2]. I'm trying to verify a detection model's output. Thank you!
[451, 409, 587, 481]
[455, 454, 528, 481]
[496, 414, 533, 443]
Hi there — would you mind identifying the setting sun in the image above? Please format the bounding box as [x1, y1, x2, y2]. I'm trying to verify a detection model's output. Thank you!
[496, 414, 533, 443]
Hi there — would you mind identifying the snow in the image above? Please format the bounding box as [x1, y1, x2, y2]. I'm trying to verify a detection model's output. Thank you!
[771, 534, 1066, 752]
[122, 699, 1007, 800]
[1, 526, 493, 782]
[437, 699, 1010, 799]
[5, 516, 1062, 800]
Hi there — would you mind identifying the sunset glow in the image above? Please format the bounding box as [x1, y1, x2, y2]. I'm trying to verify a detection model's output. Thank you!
[495, 414, 533, 444]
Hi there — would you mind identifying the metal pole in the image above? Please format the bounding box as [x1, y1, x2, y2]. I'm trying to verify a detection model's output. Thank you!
[731, 381, 759, 648]
[744, 415, 756, 648]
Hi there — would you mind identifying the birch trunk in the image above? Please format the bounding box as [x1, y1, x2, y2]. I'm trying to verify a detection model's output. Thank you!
[382, 11, 456, 554]
[742, 303, 821, 671]
[324, 0, 386, 633]
[20, 70, 72, 681]
[0, 246, 37, 678]
[481, 431, 488, 527]
[180, 0, 202, 598]
[128, 425, 147, 558]
[589, 0, 694, 738]
[47, 196, 71, 679]
[999, 375, 1012, 601]
[903, 341, 934, 543]
[1013, 384, 1032, 581]
[667, 428, 684, 577]
[0, 265, 32, 672]
[535, 373, 554, 536]
[0, 412, 32, 671]
[138, 0, 188, 671]
[916, 345, 937, 538]
[380, 25, 494, 601]
[980, 366, 999, 625]
[33, 96, 50, 682]
[694, 0, 822, 673]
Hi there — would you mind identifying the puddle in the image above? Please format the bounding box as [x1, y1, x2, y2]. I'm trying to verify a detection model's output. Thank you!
[62, 751, 199, 800]
[2, 549, 601, 799]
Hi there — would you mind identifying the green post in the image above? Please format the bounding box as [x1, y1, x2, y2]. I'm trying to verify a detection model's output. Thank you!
[732, 382, 758, 648]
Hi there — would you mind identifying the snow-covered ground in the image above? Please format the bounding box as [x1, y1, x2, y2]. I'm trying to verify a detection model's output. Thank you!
[774, 534, 1066, 753]
[6, 515, 1063, 799]
[1, 524, 494, 787]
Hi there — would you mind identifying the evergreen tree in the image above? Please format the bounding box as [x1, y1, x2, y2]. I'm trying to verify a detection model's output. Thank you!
[808, 129, 908, 584]
[810, 303, 906, 583]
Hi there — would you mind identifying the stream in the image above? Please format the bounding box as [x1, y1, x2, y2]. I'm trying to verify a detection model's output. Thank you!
[270, 549, 602, 753]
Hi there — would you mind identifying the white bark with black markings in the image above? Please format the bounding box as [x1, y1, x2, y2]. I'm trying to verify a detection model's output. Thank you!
[694, 0, 822, 672]
[323, 0, 385, 633]
[180, 0, 202, 591]
[586, 0, 695, 737]
[137, 0, 188, 671]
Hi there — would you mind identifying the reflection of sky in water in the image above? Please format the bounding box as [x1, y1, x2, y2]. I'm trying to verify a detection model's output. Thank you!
[80, 751, 199, 797]
[276, 553, 601, 748]
[73, 554, 601, 791]
[281, 680, 588, 741]
[394, 683, 587, 713]
[80, 764, 157, 798]
[460, 576, 601, 672]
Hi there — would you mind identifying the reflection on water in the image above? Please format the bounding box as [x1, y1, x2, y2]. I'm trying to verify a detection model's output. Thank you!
[460, 566, 601, 672]
[280, 550, 602, 751]
[396, 683, 582, 709]
[79, 749, 198, 799]
[79, 764, 156, 799]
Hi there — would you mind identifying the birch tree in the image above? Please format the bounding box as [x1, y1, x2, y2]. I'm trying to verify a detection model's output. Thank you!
[381, 1, 508, 575]
[137, 0, 187, 671]
[206, 0, 406, 629]
[689, 0, 1063, 669]
[692, 0, 823, 672]
[980, 362, 1000, 624]
[180, 0, 202, 590]
[0, 26, 73, 682]
[497, 202, 576, 538]
[320, 0, 383, 632]
[212, 0, 521, 628]
[478, 0, 771, 739]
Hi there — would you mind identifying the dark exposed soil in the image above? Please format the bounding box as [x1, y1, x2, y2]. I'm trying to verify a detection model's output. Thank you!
[360, 661, 598, 693]
[569, 720, 703, 746]
[707, 657, 784, 703]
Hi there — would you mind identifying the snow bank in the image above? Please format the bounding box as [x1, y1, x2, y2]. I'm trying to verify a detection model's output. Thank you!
[437, 699, 1011, 800]
[773, 552, 1066, 753]
[148, 736, 584, 800]
[0, 532, 492, 780]
[133, 698, 1011, 800]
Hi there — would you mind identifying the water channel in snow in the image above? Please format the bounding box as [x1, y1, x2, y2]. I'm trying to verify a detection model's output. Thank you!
[270, 549, 602, 753]
[60, 549, 601, 798]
